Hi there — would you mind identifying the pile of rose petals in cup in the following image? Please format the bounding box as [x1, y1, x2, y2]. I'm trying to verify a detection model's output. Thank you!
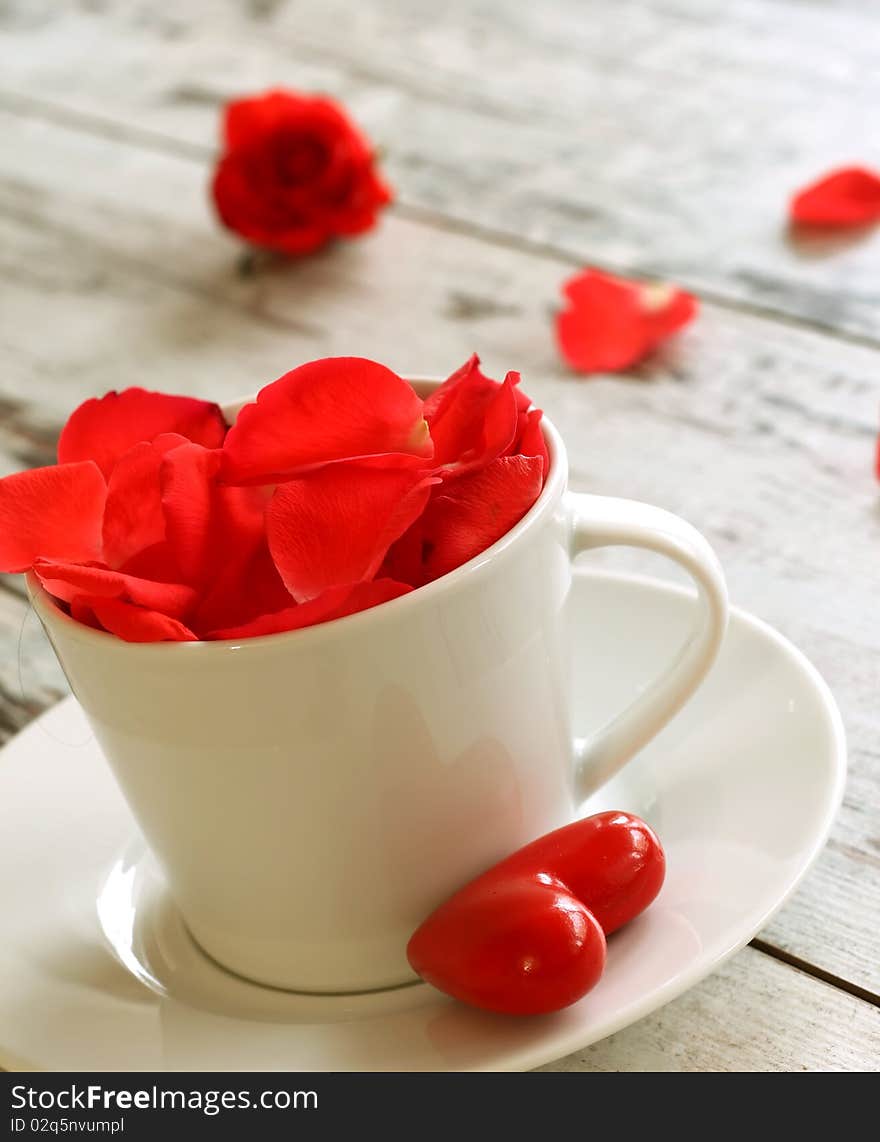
[0, 356, 548, 642]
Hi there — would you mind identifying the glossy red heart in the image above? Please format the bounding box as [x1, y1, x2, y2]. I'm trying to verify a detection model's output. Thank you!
[406, 811, 665, 1014]
[486, 810, 666, 936]
[407, 872, 606, 1015]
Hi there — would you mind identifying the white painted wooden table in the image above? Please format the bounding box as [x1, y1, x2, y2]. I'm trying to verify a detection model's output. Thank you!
[0, 0, 878, 1071]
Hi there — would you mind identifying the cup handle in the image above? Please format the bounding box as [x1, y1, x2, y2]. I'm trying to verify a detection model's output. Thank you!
[567, 492, 729, 800]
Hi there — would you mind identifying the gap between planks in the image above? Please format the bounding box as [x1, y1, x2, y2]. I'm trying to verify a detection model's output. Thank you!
[2, 86, 880, 358]
[750, 938, 880, 1008]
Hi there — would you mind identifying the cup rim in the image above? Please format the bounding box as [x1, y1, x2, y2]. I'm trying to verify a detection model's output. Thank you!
[26, 375, 568, 654]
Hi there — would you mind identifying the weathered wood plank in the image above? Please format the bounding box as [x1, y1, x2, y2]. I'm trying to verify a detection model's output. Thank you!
[0, 110, 876, 994]
[543, 945, 879, 1072]
[1, 0, 879, 339]
[0, 581, 68, 744]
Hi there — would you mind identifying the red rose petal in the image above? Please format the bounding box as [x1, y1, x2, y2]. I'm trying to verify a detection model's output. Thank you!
[207, 578, 412, 640]
[422, 353, 487, 421]
[212, 155, 333, 256]
[460, 373, 520, 472]
[208, 481, 270, 557]
[393, 455, 543, 586]
[190, 541, 292, 637]
[159, 444, 223, 585]
[102, 434, 190, 569]
[556, 268, 697, 373]
[72, 596, 198, 643]
[0, 462, 106, 573]
[164, 449, 275, 635]
[223, 358, 433, 484]
[117, 541, 181, 583]
[426, 356, 520, 476]
[223, 89, 307, 148]
[159, 442, 273, 600]
[223, 90, 372, 154]
[510, 407, 550, 482]
[327, 164, 394, 233]
[378, 513, 425, 587]
[426, 454, 543, 580]
[513, 385, 533, 415]
[58, 388, 226, 479]
[68, 597, 102, 630]
[556, 270, 647, 372]
[33, 559, 196, 618]
[266, 463, 437, 601]
[790, 167, 880, 227]
[640, 282, 699, 349]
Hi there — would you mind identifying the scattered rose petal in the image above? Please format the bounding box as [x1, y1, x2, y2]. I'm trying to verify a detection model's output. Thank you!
[222, 358, 433, 484]
[57, 388, 226, 479]
[790, 166, 880, 227]
[0, 462, 106, 573]
[386, 455, 543, 586]
[556, 268, 698, 374]
[266, 463, 437, 601]
[102, 434, 189, 569]
[207, 578, 412, 640]
[33, 559, 197, 618]
[640, 282, 699, 347]
[72, 596, 198, 643]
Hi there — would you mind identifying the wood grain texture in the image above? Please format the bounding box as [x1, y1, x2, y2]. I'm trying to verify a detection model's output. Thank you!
[0, 109, 877, 1001]
[1, 0, 879, 339]
[542, 946, 879, 1072]
[0, 2, 878, 1071]
[0, 580, 68, 741]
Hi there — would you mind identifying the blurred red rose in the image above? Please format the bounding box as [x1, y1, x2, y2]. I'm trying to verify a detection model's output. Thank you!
[211, 89, 392, 256]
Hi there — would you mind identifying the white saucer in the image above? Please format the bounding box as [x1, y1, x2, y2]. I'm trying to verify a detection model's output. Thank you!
[0, 570, 845, 1072]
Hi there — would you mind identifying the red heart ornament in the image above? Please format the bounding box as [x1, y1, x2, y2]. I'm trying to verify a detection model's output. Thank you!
[406, 812, 665, 1014]
[407, 872, 607, 1016]
[485, 810, 666, 936]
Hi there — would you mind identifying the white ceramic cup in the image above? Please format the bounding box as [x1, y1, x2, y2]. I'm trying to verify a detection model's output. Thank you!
[29, 381, 728, 993]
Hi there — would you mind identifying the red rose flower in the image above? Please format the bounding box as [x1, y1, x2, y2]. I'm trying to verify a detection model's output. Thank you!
[556, 267, 698, 374]
[790, 166, 880, 228]
[211, 89, 392, 256]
